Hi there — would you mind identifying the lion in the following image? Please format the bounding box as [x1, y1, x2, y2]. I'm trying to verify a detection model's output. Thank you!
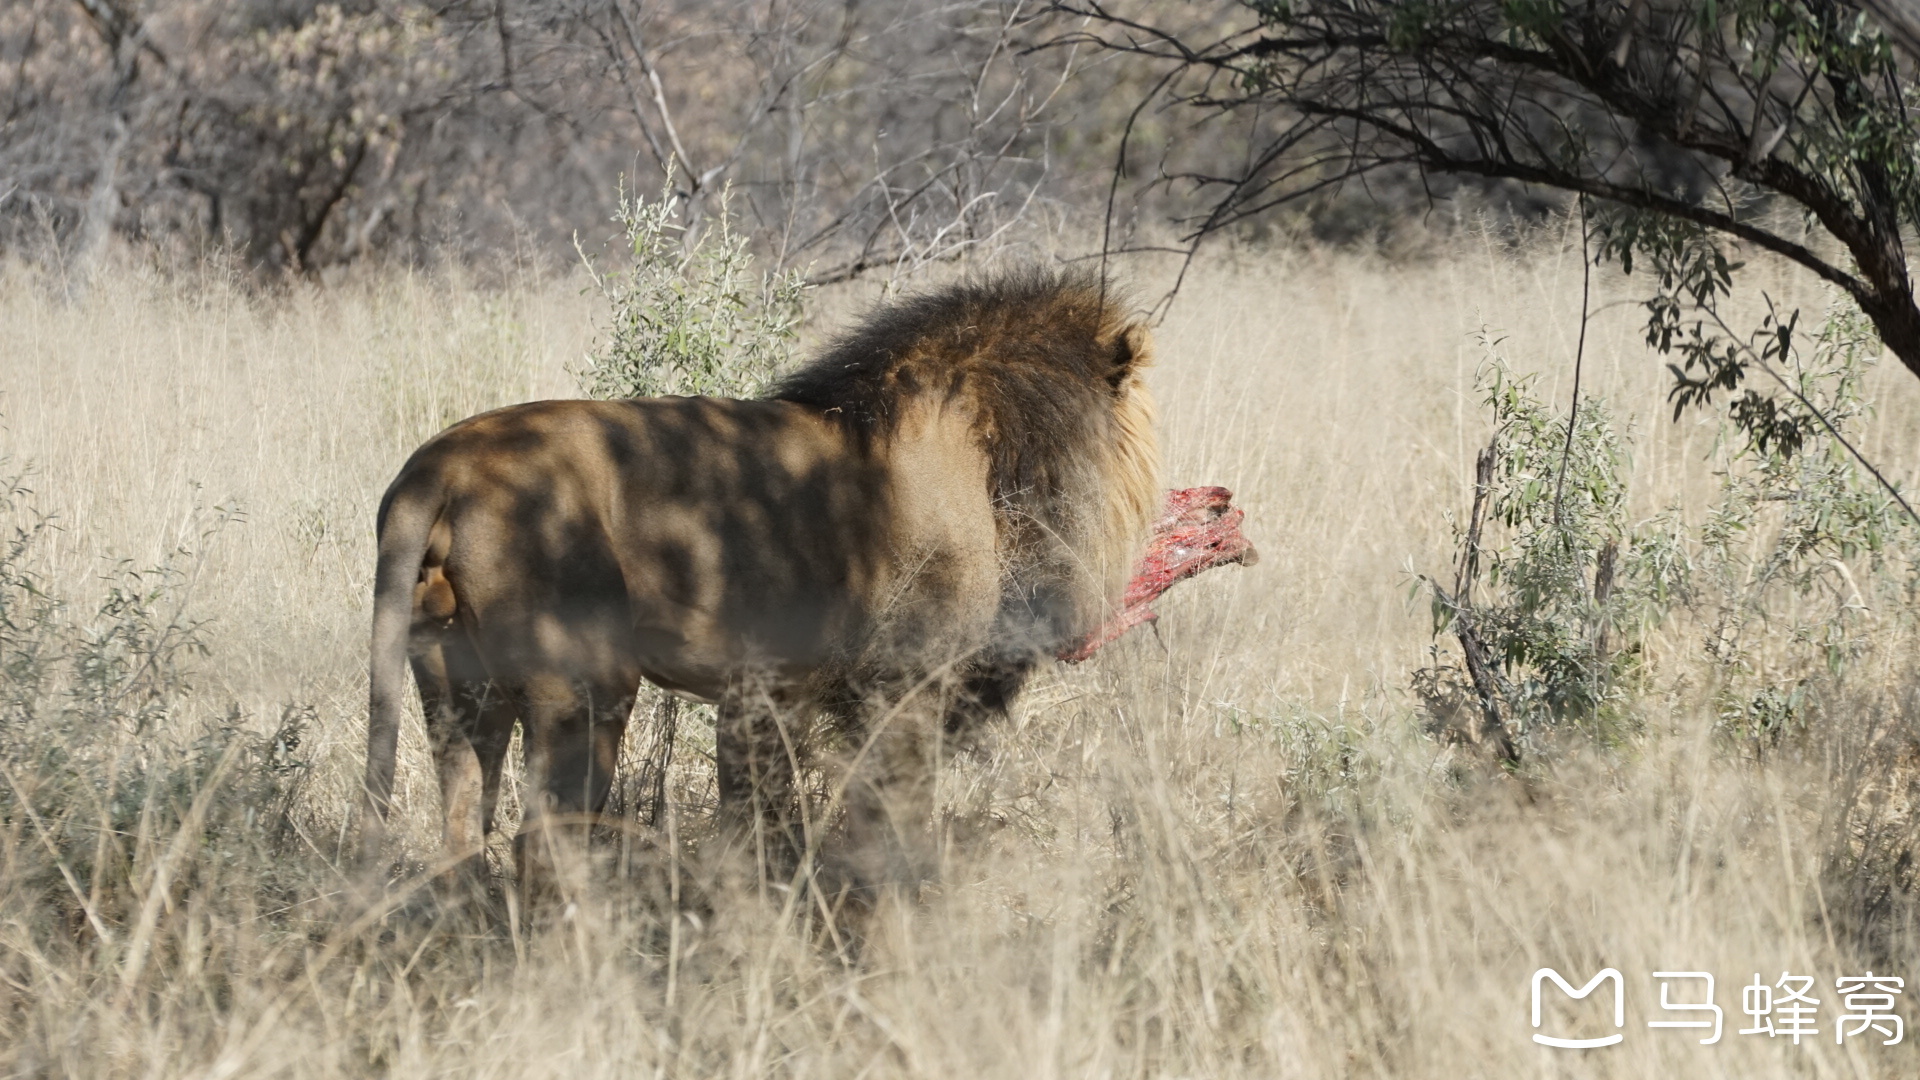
[361, 269, 1160, 899]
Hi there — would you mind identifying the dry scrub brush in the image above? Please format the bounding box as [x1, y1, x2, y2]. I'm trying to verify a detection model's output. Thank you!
[2, 238, 1920, 1077]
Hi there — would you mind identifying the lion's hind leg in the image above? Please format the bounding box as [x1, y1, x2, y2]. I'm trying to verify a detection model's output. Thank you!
[409, 628, 517, 906]
[513, 670, 641, 905]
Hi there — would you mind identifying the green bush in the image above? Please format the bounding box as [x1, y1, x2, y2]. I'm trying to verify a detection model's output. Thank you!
[1414, 349, 1686, 749]
[574, 175, 810, 400]
[0, 471, 312, 948]
[1692, 304, 1920, 747]
[570, 175, 815, 826]
[1415, 302, 1920, 758]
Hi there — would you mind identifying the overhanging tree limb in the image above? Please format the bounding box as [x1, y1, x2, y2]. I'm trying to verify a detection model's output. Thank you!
[1057, 0, 1920, 385]
[1858, 0, 1920, 60]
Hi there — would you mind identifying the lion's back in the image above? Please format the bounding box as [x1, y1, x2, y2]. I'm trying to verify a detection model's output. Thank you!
[382, 396, 987, 696]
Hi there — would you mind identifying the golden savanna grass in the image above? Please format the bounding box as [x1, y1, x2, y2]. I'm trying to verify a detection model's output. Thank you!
[3, 235, 1920, 1078]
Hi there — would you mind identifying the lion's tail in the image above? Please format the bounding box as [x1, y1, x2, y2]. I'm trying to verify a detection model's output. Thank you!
[361, 480, 441, 869]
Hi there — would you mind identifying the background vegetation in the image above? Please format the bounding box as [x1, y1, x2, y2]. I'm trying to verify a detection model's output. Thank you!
[1, 0, 1244, 280]
[2, 235, 1919, 1075]
[9, 0, 1920, 1075]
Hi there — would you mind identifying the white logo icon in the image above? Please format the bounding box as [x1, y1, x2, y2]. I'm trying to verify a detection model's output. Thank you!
[1532, 968, 1625, 1048]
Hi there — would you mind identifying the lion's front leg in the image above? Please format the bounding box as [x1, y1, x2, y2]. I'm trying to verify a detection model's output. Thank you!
[836, 700, 943, 903]
[715, 686, 806, 891]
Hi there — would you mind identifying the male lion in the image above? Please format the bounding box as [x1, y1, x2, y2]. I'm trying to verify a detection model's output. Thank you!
[361, 269, 1159, 897]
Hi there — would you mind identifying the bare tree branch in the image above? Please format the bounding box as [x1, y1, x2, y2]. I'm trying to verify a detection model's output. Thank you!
[1058, 0, 1920, 383]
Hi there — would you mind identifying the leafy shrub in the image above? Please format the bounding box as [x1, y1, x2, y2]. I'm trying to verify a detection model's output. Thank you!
[1415, 301, 1920, 758]
[575, 175, 810, 400]
[1691, 304, 1920, 748]
[1414, 349, 1687, 750]
[0, 469, 312, 950]
[570, 175, 815, 828]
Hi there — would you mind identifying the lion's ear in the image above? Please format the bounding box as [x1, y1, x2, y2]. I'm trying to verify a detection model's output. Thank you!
[1106, 321, 1153, 390]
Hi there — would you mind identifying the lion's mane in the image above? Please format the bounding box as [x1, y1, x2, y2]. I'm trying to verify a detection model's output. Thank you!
[775, 268, 1161, 650]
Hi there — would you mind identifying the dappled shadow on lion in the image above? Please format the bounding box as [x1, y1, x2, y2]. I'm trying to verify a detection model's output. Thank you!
[357, 267, 1162, 913]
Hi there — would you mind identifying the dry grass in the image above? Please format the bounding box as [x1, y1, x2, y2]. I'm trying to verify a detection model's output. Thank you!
[3, 236, 1920, 1077]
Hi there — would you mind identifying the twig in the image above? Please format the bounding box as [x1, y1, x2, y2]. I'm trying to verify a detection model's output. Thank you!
[1592, 539, 1617, 663]
[0, 762, 115, 947]
[645, 693, 679, 829]
[1101, 63, 1184, 309]
[1753, 351, 1920, 528]
[1553, 196, 1593, 530]
[1699, 303, 1920, 529]
[1443, 442, 1520, 767]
